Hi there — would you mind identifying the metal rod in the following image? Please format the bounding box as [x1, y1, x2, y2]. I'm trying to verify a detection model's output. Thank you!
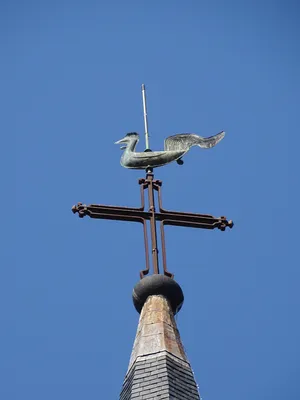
[142, 84, 150, 149]
[140, 181, 150, 278]
[160, 222, 174, 279]
[147, 174, 160, 274]
[140, 220, 150, 279]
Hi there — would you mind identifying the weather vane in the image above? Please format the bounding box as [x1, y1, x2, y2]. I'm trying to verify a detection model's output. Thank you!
[72, 84, 233, 278]
[115, 84, 225, 169]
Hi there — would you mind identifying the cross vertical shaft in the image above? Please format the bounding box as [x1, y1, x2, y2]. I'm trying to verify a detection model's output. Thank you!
[147, 174, 159, 274]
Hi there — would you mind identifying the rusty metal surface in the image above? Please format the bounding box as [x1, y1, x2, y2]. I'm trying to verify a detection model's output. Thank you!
[72, 172, 233, 278]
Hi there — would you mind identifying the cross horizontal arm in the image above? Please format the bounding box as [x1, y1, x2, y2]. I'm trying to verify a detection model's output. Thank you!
[155, 185, 233, 230]
[72, 203, 233, 231]
[156, 212, 233, 231]
[72, 202, 151, 222]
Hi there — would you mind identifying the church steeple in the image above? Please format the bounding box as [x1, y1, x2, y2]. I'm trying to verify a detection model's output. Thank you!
[120, 274, 200, 400]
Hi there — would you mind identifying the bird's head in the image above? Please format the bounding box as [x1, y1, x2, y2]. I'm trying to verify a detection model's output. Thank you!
[115, 132, 139, 149]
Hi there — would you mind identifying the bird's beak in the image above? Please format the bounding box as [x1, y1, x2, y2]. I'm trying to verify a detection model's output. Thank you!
[115, 137, 127, 150]
[114, 138, 126, 145]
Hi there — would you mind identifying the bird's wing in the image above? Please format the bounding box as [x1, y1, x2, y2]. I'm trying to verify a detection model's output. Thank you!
[164, 131, 225, 151]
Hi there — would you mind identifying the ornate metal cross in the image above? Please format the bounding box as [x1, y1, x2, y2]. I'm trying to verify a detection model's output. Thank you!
[72, 171, 233, 279]
[72, 85, 233, 279]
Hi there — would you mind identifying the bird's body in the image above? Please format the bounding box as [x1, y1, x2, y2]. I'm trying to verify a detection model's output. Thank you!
[115, 131, 225, 170]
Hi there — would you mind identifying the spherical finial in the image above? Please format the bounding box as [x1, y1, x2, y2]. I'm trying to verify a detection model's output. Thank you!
[132, 274, 184, 315]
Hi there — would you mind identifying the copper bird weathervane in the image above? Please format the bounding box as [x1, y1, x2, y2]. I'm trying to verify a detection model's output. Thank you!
[72, 84, 233, 279]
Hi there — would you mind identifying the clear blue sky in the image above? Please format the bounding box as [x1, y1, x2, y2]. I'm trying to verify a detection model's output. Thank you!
[7, 1, 299, 399]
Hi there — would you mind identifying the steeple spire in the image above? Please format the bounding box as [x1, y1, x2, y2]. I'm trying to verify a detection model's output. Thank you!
[120, 275, 200, 400]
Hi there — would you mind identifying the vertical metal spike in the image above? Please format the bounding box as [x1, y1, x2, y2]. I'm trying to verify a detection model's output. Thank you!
[142, 84, 150, 150]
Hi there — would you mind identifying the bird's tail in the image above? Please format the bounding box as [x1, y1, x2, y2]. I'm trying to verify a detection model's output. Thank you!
[164, 131, 225, 151]
[196, 131, 225, 149]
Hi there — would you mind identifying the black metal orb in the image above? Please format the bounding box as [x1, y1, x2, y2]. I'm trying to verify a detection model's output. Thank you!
[132, 274, 184, 315]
